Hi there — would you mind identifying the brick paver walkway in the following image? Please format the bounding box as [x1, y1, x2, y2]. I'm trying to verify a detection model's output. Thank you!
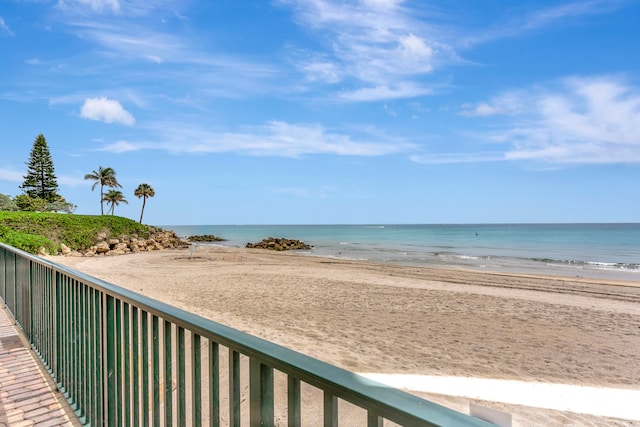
[0, 306, 81, 427]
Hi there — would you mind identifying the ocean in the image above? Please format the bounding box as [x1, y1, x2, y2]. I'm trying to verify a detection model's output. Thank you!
[164, 224, 640, 281]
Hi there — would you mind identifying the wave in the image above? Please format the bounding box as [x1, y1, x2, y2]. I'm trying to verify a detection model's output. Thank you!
[532, 258, 640, 272]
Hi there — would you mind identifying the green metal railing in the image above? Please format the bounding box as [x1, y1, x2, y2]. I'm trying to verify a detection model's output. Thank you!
[0, 242, 491, 426]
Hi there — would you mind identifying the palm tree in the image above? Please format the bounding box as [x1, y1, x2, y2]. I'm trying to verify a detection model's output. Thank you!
[134, 183, 155, 224]
[103, 190, 128, 215]
[84, 166, 122, 215]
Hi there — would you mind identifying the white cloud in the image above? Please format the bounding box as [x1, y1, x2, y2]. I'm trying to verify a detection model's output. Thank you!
[339, 82, 433, 102]
[460, 103, 504, 117]
[98, 120, 415, 157]
[0, 17, 14, 36]
[58, 175, 87, 187]
[474, 76, 640, 164]
[66, 21, 281, 97]
[98, 140, 139, 153]
[410, 152, 505, 165]
[524, 0, 623, 30]
[58, 0, 120, 14]
[0, 167, 24, 183]
[460, 92, 528, 117]
[299, 57, 342, 84]
[80, 97, 135, 125]
[272, 187, 311, 197]
[282, 0, 451, 101]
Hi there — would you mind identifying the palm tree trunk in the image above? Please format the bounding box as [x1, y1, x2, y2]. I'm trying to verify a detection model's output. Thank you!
[139, 198, 146, 223]
[100, 184, 104, 215]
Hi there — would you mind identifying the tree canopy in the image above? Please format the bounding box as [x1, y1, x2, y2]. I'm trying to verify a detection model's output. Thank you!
[84, 166, 122, 215]
[0, 194, 18, 211]
[20, 134, 59, 202]
[103, 189, 127, 215]
[134, 183, 155, 223]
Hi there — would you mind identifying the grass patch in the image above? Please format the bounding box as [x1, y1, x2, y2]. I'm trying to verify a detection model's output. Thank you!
[0, 212, 158, 254]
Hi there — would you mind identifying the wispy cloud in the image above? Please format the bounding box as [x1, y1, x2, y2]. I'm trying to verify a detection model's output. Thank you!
[80, 97, 135, 125]
[58, 0, 121, 14]
[410, 152, 505, 165]
[0, 17, 14, 36]
[97, 120, 416, 157]
[523, 0, 626, 30]
[57, 0, 180, 16]
[0, 167, 24, 183]
[282, 0, 454, 101]
[456, 76, 640, 164]
[65, 20, 282, 97]
[461, 0, 630, 46]
[271, 186, 335, 198]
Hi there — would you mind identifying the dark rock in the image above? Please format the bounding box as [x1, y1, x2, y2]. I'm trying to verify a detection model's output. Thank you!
[187, 234, 226, 242]
[246, 237, 312, 251]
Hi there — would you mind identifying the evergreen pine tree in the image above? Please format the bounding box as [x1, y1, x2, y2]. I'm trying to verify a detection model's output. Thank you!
[20, 134, 59, 202]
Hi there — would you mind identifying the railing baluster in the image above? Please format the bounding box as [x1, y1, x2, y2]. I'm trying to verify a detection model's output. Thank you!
[105, 294, 116, 426]
[324, 391, 338, 427]
[132, 306, 140, 427]
[86, 286, 94, 426]
[79, 282, 87, 423]
[288, 377, 301, 427]
[152, 315, 160, 427]
[55, 272, 62, 391]
[229, 350, 240, 427]
[124, 302, 131, 427]
[250, 359, 274, 426]
[192, 333, 202, 426]
[116, 298, 123, 426]
[63, 276, 70, 397]
[178, 326, 186, 427]
[209, 340, 219, 427]
[94, 287, 103, 426]
[165, 320, 173, 426]
[142, 310, 150, 427]
[73, 279, 79, 408]
[368, 411, 383, 427]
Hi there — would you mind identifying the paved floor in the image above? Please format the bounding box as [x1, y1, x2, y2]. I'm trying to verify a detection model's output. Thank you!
[0, 305, 81, 427]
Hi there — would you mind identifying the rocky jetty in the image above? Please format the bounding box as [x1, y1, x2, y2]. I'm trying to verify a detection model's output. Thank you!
[187, 234, 226, 243]
[246, 237, 312, 251]
[62, 229, 188, 257]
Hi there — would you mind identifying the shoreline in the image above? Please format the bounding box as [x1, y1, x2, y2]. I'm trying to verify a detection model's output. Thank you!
[45, 246, 640, 425]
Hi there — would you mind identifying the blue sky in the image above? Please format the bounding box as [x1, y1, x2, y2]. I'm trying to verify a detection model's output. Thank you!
[1, 0, 639, 225]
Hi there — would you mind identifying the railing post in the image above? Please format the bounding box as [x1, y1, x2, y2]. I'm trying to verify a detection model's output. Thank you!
[324, 392, 338, 427]
[209, 340, 220, 427]
[104, 294, 117, 426]
[250, 359, 274, 427]
[152, 315, 160, 427]
[229, 350, 240, 427]
[192, 333, 202, 426]
[164, 319, 173, 427]
[287, 377, 301, 427]
[0, 245, 5, 303]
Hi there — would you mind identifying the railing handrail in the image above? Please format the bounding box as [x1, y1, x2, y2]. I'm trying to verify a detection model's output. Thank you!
[0, 242, 492, 426]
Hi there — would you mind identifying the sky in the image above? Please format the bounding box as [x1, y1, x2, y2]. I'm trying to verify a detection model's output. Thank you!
[1, 0, 639, 225]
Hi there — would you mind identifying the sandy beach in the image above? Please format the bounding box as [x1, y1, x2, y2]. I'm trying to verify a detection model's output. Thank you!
[46, 246, 640, 426]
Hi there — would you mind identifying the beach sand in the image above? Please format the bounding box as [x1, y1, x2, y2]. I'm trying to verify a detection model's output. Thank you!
[46, 246, 640, 426]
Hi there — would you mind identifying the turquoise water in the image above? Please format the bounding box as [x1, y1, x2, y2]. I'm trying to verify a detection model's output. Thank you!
[164, 224, 640, 280]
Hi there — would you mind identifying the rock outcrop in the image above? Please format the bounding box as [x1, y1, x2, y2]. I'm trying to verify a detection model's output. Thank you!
[246, 237, 312, 251]
[187, 234, 226, 243]
[65, 229, 188, 257]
